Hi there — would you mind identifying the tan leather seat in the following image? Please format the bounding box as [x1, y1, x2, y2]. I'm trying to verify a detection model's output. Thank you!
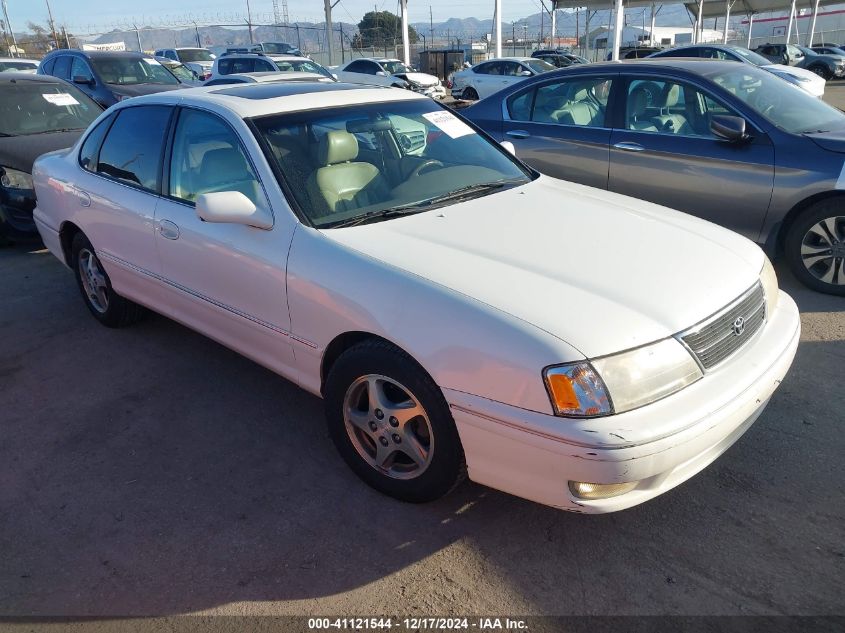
[627, 86, 658, 132]
[555, 87, 600, 126]
[651, 84, 693, 135]
[307, 130, 389, 215]
[532, 86, 569, 123]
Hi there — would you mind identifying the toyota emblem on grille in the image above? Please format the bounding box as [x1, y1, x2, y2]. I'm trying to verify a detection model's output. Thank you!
[732, 316, 746, 336]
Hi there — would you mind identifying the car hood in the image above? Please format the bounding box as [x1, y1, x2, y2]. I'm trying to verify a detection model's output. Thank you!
[0, 130, 84, 173]
[804, 126, 845, 153]
[108, 82, 189, 97]
[766, 63, 823, 81]
[323, 177, 764, 358]
[393, 72, 440, 86]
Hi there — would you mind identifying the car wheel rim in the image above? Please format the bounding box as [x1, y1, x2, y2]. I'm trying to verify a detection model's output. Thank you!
[343, 374, 434, 480]
[78, 247, 109, 313]
[801, 215, 845, 285]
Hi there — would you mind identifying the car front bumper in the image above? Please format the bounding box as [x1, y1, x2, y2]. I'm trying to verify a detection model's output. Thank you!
[445, 289, 800, 513]
[0, 187, 38, 239]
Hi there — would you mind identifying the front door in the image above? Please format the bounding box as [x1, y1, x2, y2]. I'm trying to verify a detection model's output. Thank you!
[500, 75, 616, 189]
[608, 76, 774, 241]
[154, 107, 297, 376]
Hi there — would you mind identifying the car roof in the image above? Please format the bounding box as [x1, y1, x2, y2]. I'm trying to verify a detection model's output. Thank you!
[546, 58, 750, 75]
[0, 72, 70, 84]
[484, 57, 535, 63]
[122, 81, 426, 118]
[220, 72, 332, 83]
[0, 57, 39, 63]
[46, 50, 154, 60]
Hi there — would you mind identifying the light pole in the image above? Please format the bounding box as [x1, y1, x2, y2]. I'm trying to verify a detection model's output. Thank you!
[1, 0, 18, 57]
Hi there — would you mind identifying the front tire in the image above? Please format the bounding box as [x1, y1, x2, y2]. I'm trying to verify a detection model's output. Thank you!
[462, 87, 479, 101]
[784, 199, 845, 295]
[809, 64, 832, 80]
[71, 232, 146, 326]
[324, 339, 466, 503]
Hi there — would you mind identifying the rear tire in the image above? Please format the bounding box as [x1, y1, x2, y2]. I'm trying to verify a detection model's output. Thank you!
[324, 339, 466, 503]
[809, 64, 832, 80]
[71, 232, 146, 327]
[784, 199, 845, 295]
[462, 87, 479, 101]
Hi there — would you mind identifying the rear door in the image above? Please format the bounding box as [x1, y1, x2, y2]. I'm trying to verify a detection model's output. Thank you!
[469, 61, 501, 98]
[500, 74, 616, 189]
[607, 74, 774, 240]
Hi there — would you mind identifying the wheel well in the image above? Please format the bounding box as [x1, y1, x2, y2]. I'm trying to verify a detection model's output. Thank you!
[775, 191, 845, 255]
[59, 221, 82, 267]
[320, 332, 394, 395]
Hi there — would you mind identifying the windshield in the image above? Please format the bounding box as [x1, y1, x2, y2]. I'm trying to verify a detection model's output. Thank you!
[166, 63, 196, 82]
[382, 61, 410, 74]
[524, 59, 555, 73]
[262, 43, 297, 54]
[729, 46, 772, 66]
[0, 81, 100, 136]
[797, 46, 818, 57]
[91, 57, 179, 86]
[178, 48, 215, 62]
[0, 60, 38, 72]
[251, 100, 532, 228]
[273, 58, 334, 78]
[709, 66, 845, 134]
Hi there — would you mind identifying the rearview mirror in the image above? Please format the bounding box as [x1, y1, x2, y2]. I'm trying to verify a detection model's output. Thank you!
[73, 75, 93, 85]
[195, 191, 272, 229]
[710, 115, 748, 143]
[500, 140, 516, 155]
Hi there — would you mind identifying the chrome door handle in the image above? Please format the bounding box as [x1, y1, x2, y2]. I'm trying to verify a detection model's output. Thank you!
[506, 130, 530, 139]
[158, 219, 180, 240]
[613, 142, 646, 152]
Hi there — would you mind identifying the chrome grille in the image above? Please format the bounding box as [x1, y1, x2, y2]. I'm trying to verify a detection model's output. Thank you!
[680, 283, 766, 370]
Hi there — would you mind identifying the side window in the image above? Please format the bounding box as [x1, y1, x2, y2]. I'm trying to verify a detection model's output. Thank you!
[625, 79, 719, 137]
[168, 109, 265, 208]
[501, 62, 522, 76]
[255, 59, 275, 72]
[231, 58, 255, 73]
[52, 56, 71, 80]
[167, 51, 178, 60]
[507, 90, 534, 121]
[532, 77, 612, 126]
[473, 62, 491, 74]
[79, 114, 114, 172]
[71, 58, 93, 82]
[345, 60, 370, 74]
[40, 57, 56, 74]
[218, 59, 233, 75]
[97, 106, 172, 191]
[364, 62, 381, 75]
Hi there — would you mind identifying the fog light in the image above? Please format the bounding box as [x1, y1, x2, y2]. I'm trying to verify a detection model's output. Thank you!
[569, 481, 638, 500]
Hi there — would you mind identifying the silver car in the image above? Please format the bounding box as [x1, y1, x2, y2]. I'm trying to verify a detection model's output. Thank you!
[463, 59, 845, 295]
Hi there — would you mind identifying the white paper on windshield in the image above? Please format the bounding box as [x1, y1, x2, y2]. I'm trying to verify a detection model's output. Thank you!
[42, 93, 79, 106]
[143, 58, 161, 65]
[422, 111, 474, 139]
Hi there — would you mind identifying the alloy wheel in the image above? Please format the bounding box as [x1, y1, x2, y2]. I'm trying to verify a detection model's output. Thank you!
[78, 247, 109, 313]
[801, 215, 845, 285]
[343, 374, 434, 480]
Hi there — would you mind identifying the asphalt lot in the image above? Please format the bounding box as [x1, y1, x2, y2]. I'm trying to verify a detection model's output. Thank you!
[1, 81, 844, 624]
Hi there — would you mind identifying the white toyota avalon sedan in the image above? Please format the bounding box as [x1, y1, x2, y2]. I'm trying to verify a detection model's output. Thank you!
[32, 82, 800, 513]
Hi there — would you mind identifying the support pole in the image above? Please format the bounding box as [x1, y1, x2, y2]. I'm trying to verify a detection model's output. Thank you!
[723, 1, 732, 43]
[808, 0, 820, 47]
[401, 0, 410, 66]
[785, 0, 795, 44]
[324, 0, 333, 65]
[246, 0, 254, 43]
[551, 3, 557, 47]
[134, 25, 142, 51]
[697, 0, 705, 43]
[650, 3, 656, 46]
[2, 0, 19, 57]
[611, 0, 624, 61]
[585, 10, 592, 60]
[747, 13, 754, 48]
[495, 0, 502, 57]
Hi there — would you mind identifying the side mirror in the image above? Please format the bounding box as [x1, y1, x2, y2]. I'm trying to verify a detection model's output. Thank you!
[500, 140, 516, 155]
[195, 191, 273, 229]
[376, 71, 389, 76]
[519, 70, 533, 76]
[710, 115, 748, 143]
[73, 75, 93, 85]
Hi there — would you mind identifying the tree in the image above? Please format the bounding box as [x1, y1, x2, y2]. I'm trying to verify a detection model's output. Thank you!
[353, 11, 418, 50]
[24, 22, 53, 54]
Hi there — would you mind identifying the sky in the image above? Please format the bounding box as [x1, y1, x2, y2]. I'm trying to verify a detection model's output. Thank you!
[2, 0, 552, 35]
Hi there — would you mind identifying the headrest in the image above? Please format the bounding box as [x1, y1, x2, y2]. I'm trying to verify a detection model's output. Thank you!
[662, 83, 681, 107]
[571, 88, 589, 101]
[628, 86, 650, 116]
[318, 130, 359, 166]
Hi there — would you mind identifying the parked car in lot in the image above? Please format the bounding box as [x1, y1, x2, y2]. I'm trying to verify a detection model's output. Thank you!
[209, 52, 335, 82]
[153, 47, 216, 80]
[0, 73, 101, 241]
[648, 44, 826, 96]
[31, 81, 799, 512]
[531, 51, 576, 68]
[38, 50, 189, 108]
[450, 57, 554, 100]
[250, 42, 303, 56]
[0, 58, 39, 73]
[332, 58, 445, 98]
[463, 59, 845, 294]
[156, 57, 204, 86]
[811, 45, 845, 57]
[204, 71, 335, 86]
[606, 46, 663, 60]
[755, 43, 845, 80]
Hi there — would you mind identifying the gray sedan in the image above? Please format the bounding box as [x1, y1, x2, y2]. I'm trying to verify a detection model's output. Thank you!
[463, 59, 845, 295]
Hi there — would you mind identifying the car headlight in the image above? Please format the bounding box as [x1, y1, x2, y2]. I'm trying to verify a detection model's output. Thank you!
[545, 338, 703, 417]
[0, 167, 33, 190]
[760, 255, 778, 318]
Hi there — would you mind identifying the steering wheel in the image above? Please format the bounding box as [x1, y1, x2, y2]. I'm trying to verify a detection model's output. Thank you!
[47, 112, 76, 129]
[752, 90, 780, 117]
[409, 160, 444, 178]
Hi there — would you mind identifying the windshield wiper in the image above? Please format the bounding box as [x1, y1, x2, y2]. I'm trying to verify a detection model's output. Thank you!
[326, 179, 526, 229]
